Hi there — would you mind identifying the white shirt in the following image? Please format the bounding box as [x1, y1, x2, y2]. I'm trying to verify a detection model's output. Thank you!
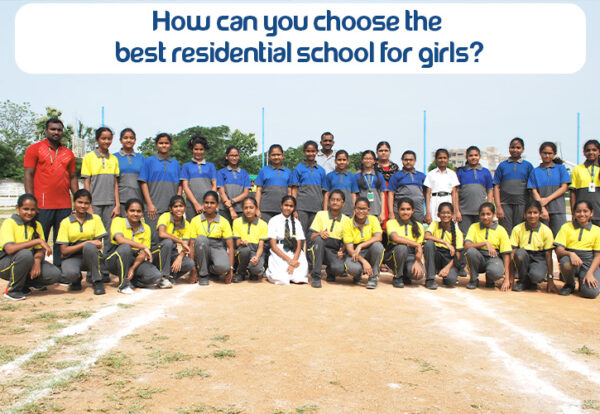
[267, 214, 305, 241]
[424, 167, 459, 194]
[316, 150, 336, 174]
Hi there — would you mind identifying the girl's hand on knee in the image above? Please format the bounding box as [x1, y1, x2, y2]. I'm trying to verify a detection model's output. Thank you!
[363, 262, 373, 276]
[570, 252, 583, 267]
[411, 262, 423, 279]
[250, 256, 259, 266]
[500, 278, 511, 292]
[486, 243, 498, 257]
[583, 272, 599, 289]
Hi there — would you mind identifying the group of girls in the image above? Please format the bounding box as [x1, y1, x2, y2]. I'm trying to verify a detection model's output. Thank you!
[3, 129, 600, 300]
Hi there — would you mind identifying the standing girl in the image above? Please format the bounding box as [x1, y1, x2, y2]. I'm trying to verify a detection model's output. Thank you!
[570, 140, 600, 226]
[324, 150, 359, 218]
[265, 196, 309, 285]
[555, 200, 600, 299]
[510, 200, 556, 293]
[0, 194, 61, 301]
[114, 128, 145, 216]
[493, 137, 534, 233]
[424, 149, 459, 224]
[189, 191, 234, 286]
[343, 197, 384, 289]
[292, 140, 328, 237]
[527, 142, 570, 235]
[384, 198, 426, 288]
[217, 146, 251, 223]
[105, 199, 162, 294]
[181, 135, 217, 220]
[424, 202, 464, 288]
[153, 195, 195, 286]
[374, 141, 399, 224]
[232, 197, 268, 283]
[255, 144, 293, 223]
[455, 146, 494, 235]
[464, 203, 511, 290]
[388, 151, 426, 223]
[356, 150, 387, 224]
[57, 189, 107, 295]
[139, 133, 182, 233]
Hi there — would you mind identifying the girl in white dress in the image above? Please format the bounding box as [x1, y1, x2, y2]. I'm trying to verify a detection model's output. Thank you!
[266, 195, 309, 285]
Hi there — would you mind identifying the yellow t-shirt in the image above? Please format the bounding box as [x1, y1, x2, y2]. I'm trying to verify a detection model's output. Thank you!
[309, 210, 350, 240]
[510, 222, 554, 251]
[0, 215, 44, 252]
[426, 221, 464, 250]
[342, 215, 382, 245]
[56, 213, 107, 245]
[232, 216, 268, 244]
[465, 222, 511, 254]
[190, 214, 233, 240]
[570, 163, 600, 190]
[110, 217, 151, 250]
[554, 222, 600, 251]
[387, 219, 425, 244]
[157, 212, 191, 240]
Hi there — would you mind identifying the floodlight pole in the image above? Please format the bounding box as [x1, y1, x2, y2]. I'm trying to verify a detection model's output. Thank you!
[577, 112, 581, 165]
[423, 110, 427, 171]
[261, 107, 265, 167]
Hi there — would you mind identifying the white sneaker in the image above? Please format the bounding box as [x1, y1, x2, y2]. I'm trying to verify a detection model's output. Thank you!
[158, 278, 173, 289]
[118, 286, 135, 294]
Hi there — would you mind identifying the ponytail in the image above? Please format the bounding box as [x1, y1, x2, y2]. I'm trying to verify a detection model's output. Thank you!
[397, 197, 420, 239]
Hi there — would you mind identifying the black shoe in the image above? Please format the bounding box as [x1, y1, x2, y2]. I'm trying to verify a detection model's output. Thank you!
[528, 283, 539, 291]
[425, 280, 438, 290]
[198, 276, 209, 286]
[512, 281, 528, 292]
[69, 280, 82, 291]
[366, 277, 378, 289]
[21, 286, 31, 295]
[485, 280, 496, 288]
[232, 274, 244, 283]
[442, 278, 454, 287]
[353, 276, 362, 285]
[3, 290, 26, 301]
[392, 277, 404, 288]
[249, 274, 258, 281]
[466, 279, 479, 290]
[558, 285, 575, 296]
[326, 275, 335, 283]
[101, 274, 111, 283]
[403, 277, 412, 286]
[458, 268, 467, 277]
[311, 278, 322, 288]
[93, 281, 105, 295]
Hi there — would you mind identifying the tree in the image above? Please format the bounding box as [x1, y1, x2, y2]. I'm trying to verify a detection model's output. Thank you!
[0, 100, 37, 155]
[35, 107, 75, 149]
[283, 145, 305, 169]
[427, 160, 455, 171]
[0, 143, 24, 179]
[349, 152, 362, 173]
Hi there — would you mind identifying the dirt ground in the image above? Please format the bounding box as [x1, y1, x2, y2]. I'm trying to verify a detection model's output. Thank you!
[1, 271, 599, 414]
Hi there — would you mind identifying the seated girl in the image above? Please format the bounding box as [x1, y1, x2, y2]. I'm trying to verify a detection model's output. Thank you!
[232, 197, 268, 282]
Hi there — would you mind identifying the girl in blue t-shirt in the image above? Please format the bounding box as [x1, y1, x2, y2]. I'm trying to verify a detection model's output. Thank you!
[114, 128, 145, 216]
[181, 135, 217, 220]
[217, 145, 251, 223]
[324, 150, 359, 217]
[255, 144, 293, 223]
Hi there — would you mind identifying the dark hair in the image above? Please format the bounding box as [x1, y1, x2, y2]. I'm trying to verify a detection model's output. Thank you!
[329, 189, 346, 202]
[402, 150, 417, 160]
[203, 191, 219, 202]
[224, 145, 240, 167]
[397, 197, 421, 239]
[335, 149, 349, 159]
[355, 196, 370, 207]
[168, 195, 186, 208]
[437, 202, 456, 250]
[73, 189, 92, 203]
[268, 144, 283, 154]
[120, 128, 136, 140]
[573, 200, 594, 215]
[188, 134, 209, 151]
[524, 199, 542, 214]
[17, 194, 39, 238]
[321, 132, 334, 140]
[45, 118, 63, 129]
[584, 139, 600, 152]
[466, 146, 480, 157]
[479, 202, 496, 214]
[539, 142, 563, 165]
[510, 137, 524, 148]
[125, 198, 144, 212]
[281, 195, 297, 207]
[435, 148, 449, 159]
[281, 195, 298, 250]
[95, 127, 113, 140]
[303, 140, 318, 151]
[376, 141, 391, 151]
[358, 150, 382, 190]
[242, 197, 258, 208]
[155, 133, 172, 144]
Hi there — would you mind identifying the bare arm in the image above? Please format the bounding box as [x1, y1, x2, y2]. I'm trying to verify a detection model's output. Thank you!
[291, 186, 298, 198]
[322, 191, 329, 211]
[569, 189, 576, 213]
[139, 182, 157, 219]
[24, 167, 35, 194]
[69, 172, 79, 196]
[255, 187, 263, 217]
[182, 180, 202, 214]
[387, 193, 396, 220]
[486, 188, 494, 203]
[424, 187, 432, 223]
[60, 239, 102, 258]
[111, 177, 120, 218]
[83, 177, 91, 191]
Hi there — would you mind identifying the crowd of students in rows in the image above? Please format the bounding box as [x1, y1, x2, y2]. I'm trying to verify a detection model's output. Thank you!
[2, 126, 600, 301]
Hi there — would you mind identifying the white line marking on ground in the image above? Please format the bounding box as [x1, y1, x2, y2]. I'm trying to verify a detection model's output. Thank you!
[7, 284, 197, 413]
[387, 383, 401, 389]
[414, 290, 583, 414]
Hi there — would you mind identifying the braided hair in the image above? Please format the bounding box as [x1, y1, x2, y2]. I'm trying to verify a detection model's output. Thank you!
[437, 202, 456, 251]
[281, 195, 298, 251]
[397, 197, 420, 239]
[17, 194, 40, 239]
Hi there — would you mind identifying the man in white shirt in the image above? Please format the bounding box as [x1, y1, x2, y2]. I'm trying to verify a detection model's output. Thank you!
[315, 131, 336, 174]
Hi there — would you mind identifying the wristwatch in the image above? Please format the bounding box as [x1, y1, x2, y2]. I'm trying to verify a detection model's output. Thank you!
[546, 274, 554, 280]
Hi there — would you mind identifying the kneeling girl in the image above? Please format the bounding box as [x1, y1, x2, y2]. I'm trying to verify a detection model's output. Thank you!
[232, 197, 268, 282]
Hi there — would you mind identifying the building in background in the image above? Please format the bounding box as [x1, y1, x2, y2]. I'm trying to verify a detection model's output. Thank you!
[432, 147, 510, 174]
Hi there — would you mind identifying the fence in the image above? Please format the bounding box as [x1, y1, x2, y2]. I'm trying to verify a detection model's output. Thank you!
[0, 180, 24, 208]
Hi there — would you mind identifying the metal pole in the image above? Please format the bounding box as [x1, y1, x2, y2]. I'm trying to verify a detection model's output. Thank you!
[577, 112, 581, 165]
[261, 107, 265, 167]
[101, 106, 105, 127]
[423, 110, 427, 171]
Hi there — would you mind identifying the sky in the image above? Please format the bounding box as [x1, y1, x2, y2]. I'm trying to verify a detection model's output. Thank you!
[1, 0, 598, 168]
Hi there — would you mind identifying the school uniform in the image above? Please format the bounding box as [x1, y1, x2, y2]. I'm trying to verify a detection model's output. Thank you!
[510, 222, 554, 285]
[152, 212, 195, 279]
[342, 215, 384, 283]
[114, 150, 145, 216]
[180, 159, 217, 220]
[384, 219, 425, 285]
[554, 222, 600, 299]
[256, 165, 293, 223]
[356, 171, 387, 217]
[570, 161, 600, 226]
[190, 213, 233, 284]
[325, 170, 359, 217]
[423, 167, 460, 222]
[138, 154, 181, 231]
[464, 222, 511, 286]
[0, 215, 61, 296]
[456, 165, 493, 234]
[424, 221, 464, 286]
[105, 217, 162, 291]
[265, 214, 309, 285]
[232, 215, 268, 280]
[56, 213, 107, 285]
[493, 159, 534, 233]
[292, 162, 327, 237]
[388, 169, 427, 222]
[527, 162, 570, 235]
[217, 166, 251, 222]
[306, 210, 350, 282]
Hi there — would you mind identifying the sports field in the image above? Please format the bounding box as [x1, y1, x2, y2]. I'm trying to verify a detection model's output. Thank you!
[1, 272, 599, 414]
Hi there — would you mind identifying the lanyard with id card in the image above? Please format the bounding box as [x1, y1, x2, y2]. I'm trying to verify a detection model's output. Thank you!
[365, 174, 375, 202]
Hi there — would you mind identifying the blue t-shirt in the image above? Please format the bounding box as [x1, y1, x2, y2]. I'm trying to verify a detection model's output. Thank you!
[456, 165, 493, 215]
[180, 160, 217, 209]
[492, 159, 533, 204]
[292, 162, 327, 213]
[527, 163, 571, 214]
[217, 167, 251, 213]
[138, 155, 181, 214]
[256, 165, 293, 213]
[325, 170, 359, 217]
[114, 151, 145, 204]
